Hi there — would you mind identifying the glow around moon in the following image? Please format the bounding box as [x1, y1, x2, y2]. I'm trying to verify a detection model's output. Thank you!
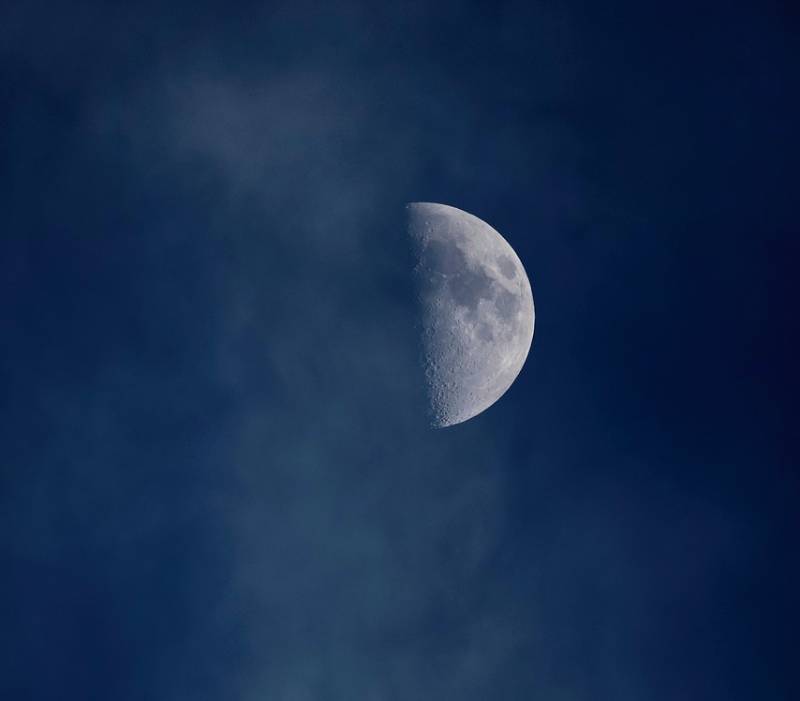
[408, 202, 535, 428]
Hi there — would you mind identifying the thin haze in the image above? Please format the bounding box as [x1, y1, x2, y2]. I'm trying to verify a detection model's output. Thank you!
[1, 1, 798, 700]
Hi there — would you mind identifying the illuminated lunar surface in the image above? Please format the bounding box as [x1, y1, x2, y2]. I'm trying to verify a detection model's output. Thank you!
[408, 202, 535, 427]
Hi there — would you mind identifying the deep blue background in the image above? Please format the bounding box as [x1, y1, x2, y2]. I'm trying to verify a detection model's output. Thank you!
[2, 1, 798, 699]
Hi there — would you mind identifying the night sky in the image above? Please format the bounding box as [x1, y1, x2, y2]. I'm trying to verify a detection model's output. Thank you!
[2, 1, 798, 699]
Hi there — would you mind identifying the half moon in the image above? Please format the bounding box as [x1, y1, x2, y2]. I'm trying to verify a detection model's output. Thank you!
[407, 202, 535, 427]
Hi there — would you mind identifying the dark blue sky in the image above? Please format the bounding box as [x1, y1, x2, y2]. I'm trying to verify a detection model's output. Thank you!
[2, 2, 798, 699]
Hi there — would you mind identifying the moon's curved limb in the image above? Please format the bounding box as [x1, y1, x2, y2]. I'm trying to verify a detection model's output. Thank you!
[407, 202, 535, 427]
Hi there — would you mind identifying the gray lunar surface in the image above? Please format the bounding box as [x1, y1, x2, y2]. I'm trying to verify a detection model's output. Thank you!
[408, 202, 535, 427]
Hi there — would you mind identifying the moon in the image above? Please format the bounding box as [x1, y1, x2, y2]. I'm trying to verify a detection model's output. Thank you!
[407, 202, 535, 428]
